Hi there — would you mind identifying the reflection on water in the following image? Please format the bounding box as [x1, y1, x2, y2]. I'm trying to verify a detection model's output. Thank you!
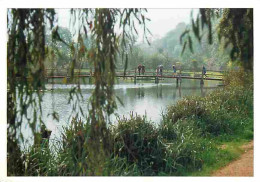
[20, 78, 221, 144]
[112, 79, 217, 125]
[137, 87, 145, 98]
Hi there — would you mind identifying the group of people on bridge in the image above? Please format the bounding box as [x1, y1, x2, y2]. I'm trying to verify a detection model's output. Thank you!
[136, 64, 207, 77]
[156, 65, 164, 76]
[137, 64, 145, 75]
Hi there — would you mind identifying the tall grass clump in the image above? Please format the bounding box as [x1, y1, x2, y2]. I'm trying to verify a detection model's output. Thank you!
[109, 114, 204, 175]
[22, 140, 58, 176]
[56, 117, 114, 176]
[158, 118, 205, 175]
[17, 126, 58, 176]
[110, 115, 165, 175]
[56, 118, 92, 175]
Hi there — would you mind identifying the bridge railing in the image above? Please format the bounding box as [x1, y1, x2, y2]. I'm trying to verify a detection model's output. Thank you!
[45, 68, 223, 79]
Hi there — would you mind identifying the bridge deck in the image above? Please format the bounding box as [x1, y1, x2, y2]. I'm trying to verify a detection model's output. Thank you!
[46, 74, 223, 81]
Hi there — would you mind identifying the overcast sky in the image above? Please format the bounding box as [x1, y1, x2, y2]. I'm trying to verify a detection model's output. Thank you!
[144, 9, 198, 38]
[56, 8, 198, 41]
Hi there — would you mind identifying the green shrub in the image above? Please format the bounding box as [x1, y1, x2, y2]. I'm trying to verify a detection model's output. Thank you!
[23, 142, 57, 176]
[159, 118, 204, 174]
[57, 118, 93, 175]
[166, 96, 206, 123]
[111, 115, 205, 175]
[111, 115, 165, 175]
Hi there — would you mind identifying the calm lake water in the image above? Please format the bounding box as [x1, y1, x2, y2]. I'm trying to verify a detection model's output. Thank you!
[20, 78, 221, 145]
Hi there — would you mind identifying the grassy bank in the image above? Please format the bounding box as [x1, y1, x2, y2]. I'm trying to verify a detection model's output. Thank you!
[9, 69, 253, 176]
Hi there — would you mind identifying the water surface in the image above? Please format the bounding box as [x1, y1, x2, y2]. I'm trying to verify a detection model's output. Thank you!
[20, 78, 221, 144]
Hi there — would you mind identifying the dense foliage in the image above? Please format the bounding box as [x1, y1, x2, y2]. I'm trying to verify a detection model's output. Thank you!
[181, 8, 253, 70]
[166, 69, 253, 137]
[45, 27, 73, 69]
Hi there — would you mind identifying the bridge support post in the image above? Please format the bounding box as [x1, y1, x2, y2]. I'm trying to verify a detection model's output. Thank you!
[155, 76, 159, 84]
[200, 79, 204, 85]
[200, 72, 204, 85]
[176, 76, 181, 86]
[200, 83, 205, 96]
[66, 76, 70, 84]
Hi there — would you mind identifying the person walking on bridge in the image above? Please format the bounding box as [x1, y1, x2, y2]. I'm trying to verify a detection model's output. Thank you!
[202, 66, 207, 78]
[172, 65, 176, 77]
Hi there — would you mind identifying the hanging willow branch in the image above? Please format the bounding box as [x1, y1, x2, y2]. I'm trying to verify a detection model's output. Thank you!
[7, 8, 56, 175]
[7, 8, 149, 175]
[7, 9, 56, 137]
[68, 8, 150, 174]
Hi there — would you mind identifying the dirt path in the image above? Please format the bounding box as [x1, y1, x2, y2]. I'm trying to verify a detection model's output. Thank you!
[212, 141, 254, 176]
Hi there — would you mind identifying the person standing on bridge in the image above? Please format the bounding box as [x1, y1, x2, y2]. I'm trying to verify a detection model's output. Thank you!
[156, 66, 159, 76]
[159, 65, 163, 76]
[141, 65, 145, 75]
[138, 64, 142, 75]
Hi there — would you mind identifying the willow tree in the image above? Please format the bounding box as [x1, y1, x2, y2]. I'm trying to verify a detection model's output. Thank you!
[7, 8, 149, 175]
[181, 8, 253, 71]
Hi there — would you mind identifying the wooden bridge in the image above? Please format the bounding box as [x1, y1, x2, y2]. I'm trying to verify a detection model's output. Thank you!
[45, 69, 223, 85]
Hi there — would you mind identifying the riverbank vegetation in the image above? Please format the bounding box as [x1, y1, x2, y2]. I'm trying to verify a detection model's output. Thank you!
[9, 69, 253, 176]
